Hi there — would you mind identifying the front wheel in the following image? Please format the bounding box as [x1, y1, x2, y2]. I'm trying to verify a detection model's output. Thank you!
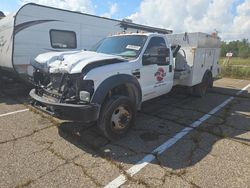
[97, 96, 136, 140]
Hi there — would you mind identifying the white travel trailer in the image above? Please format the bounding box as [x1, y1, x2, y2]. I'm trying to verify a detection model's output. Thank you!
[0, 3, 172, 82]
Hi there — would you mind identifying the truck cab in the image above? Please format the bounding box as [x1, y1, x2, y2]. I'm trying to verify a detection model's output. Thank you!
[87, 33, 174, 102]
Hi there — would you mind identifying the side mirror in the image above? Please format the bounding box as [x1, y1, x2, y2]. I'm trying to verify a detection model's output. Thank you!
[143, 47, 170, 65]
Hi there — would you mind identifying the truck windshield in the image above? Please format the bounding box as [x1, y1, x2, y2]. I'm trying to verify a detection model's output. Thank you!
[91, 35, 147, 59]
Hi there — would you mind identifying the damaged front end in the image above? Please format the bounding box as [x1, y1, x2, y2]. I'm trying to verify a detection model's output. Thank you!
[30, 69, 100, 122]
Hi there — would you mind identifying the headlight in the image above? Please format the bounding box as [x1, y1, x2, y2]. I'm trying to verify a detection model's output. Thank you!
[79, 91, 90, 102]
[76, 76, 94, 102]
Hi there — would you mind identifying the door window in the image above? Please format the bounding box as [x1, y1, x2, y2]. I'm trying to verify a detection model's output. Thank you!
[143, 37, 169, 65]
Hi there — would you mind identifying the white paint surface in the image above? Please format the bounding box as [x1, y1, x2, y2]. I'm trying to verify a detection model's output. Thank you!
[0, 109, 29, 118]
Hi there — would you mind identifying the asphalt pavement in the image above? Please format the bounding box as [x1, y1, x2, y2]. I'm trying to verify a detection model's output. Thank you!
[0, 78, 249, 188]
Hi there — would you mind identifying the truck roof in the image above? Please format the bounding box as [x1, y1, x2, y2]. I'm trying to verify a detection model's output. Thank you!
[109, 32, 166, 37]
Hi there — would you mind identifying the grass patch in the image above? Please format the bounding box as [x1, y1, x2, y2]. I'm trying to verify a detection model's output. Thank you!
[220, 65, 250, 79]
[219, 57, 250, 66]
[219, 57, 250, 79]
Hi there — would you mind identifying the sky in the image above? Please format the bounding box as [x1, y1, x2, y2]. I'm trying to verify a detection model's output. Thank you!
[1, 0, 250, 41]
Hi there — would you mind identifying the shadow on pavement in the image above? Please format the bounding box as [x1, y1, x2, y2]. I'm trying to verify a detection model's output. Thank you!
[58, 86, 250, 170]
[0, 78, 32, 104]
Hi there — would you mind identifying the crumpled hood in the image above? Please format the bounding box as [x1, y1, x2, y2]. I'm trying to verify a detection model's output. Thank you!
[33, 50, 126, 74]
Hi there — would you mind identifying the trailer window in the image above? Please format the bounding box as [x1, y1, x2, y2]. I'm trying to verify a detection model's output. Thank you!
[50, 30, 77, 49]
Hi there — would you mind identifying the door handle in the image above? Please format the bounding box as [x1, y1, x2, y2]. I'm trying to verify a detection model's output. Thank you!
[132, 69, 140, 79]
[169, 65, 173, 72]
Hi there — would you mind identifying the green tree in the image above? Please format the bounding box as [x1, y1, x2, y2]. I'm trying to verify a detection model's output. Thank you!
[220, 39, 250, 58]
[220, 41, 228, 57]
[238, 39, 250, 58]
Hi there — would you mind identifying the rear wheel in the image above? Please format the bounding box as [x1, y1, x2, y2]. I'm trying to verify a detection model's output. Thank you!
[97, 96, 135, 140]
[193, 72, 212, 97]
[193, 82, 208, 97]
[208, 73, 213, 88]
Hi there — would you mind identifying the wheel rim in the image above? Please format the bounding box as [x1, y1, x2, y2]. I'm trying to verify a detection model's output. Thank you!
[111, 105, 131, 131]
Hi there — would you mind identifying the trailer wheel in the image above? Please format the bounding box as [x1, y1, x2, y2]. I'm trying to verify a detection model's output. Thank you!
[97, 96, 135, 140]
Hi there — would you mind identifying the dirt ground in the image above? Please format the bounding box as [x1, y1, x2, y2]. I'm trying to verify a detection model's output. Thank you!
[0, 78, 249, 188]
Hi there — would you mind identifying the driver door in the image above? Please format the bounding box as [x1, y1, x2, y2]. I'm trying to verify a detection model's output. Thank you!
[139, 37, 173, 101]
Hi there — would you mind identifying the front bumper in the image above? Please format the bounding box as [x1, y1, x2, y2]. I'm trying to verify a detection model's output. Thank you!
[29, 89, 100, 122]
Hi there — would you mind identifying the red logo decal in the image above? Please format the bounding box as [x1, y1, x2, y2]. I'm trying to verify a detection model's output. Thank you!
[155, 67, 166, 82]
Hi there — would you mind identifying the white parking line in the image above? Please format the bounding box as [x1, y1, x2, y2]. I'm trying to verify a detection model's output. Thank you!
[105, 83, 250, 188]
[0, 109, 29, 118]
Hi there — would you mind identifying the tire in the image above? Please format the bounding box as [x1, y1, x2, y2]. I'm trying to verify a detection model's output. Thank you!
[186, 86, 194, 95]
[193, 72, 211, 97]
[208, 73, 213, 88]
[193, 82, 208, 97]
[97, 95, 136, 140]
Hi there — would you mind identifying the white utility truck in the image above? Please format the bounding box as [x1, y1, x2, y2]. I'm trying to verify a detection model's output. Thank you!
[0, 3, 171, 82]
[30, 32, 221, 139]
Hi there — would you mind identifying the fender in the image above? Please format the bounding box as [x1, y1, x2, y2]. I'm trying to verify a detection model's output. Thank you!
[91, 74, 142, 108]
[202, 69, 212, 82]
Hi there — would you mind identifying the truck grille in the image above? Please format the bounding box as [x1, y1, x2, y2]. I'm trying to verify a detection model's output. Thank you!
[50, 74, 64, 91]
